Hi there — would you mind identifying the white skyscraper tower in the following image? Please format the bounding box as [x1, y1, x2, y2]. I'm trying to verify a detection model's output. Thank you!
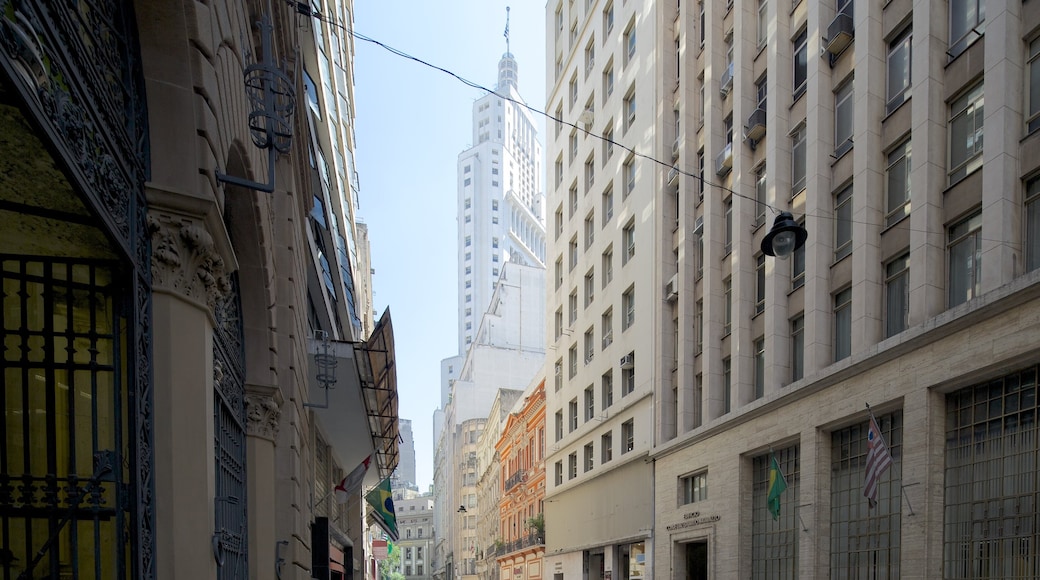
[455, 34, 546, 354]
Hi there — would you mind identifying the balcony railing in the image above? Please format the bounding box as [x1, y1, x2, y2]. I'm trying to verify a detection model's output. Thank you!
[504, 469, 526, 491]
[499, 533, 545, 556]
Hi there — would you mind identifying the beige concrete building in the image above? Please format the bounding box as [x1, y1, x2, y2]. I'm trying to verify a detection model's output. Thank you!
[394, 494, 435, 580]
[0, 2, 399, 580]
[434, 262, 546, 580]
[546, 0, 1040, 578]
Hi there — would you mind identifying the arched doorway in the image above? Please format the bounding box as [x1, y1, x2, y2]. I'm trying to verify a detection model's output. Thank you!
[0, 1, 153, 577]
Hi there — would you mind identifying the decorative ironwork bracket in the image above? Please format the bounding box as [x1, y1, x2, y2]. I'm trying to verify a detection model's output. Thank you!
[217, 146, 280, 193]
[216, 13, 295, 193]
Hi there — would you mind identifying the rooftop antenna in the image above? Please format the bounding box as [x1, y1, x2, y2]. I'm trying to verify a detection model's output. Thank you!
[504, 6, 511, 54]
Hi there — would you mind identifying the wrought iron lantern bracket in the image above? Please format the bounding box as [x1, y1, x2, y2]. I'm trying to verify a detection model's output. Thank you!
[216, 13, 296, 193]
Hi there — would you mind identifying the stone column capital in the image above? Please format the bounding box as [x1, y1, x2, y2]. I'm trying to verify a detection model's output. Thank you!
[148, 212, 230, 314]
[245, 392, 281, 441]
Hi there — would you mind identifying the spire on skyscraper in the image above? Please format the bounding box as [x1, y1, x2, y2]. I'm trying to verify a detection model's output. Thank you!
[497, 6, 518, 92]
[504, 6, 511, 54]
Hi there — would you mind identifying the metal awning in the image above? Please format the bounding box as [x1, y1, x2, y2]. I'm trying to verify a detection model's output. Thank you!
[308, 309, 400, 482]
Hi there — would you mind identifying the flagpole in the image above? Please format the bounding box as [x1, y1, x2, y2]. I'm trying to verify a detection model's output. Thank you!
[862, 402, 895, 511]
[312, 488, 336, 510]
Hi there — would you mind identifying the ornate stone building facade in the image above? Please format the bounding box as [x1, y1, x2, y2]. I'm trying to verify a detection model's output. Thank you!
[0, 1, 398, 579]
[494, 381, 546, 580]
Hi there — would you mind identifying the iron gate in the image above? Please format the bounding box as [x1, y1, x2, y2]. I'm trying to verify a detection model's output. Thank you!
[213, 274, 247, 578]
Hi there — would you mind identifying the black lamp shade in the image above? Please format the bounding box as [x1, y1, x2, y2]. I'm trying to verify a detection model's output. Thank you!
[761, 212, 808, 258]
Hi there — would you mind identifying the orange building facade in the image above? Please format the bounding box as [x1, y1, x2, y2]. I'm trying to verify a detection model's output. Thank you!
[495, 381, 546, 580]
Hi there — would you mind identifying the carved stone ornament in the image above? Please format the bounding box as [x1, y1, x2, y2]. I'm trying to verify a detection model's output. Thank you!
[148, 213, 230, 312]
[245, 394, 281, 441]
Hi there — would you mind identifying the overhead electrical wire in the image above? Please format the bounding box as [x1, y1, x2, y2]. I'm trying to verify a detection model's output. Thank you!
[287, 1, 1020, 247]
[287, 1, 757, 204]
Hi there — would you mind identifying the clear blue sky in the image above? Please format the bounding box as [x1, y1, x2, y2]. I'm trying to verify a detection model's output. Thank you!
[353, 1, 547, 491]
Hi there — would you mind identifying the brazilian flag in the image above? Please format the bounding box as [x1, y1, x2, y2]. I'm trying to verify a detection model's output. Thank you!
[767, 453, 788, 521]
[366, 477, 399, 541]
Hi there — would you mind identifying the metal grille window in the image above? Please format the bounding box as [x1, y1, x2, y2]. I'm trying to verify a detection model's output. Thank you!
[213, 275, 248, 578]
[830, 412, 902, 579]
[1, 258, 132, 579]
[944, 365, 1039, 578]
[751, 446, 799, 579]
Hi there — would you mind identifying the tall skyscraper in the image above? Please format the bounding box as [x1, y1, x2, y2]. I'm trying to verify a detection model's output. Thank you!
[545, 0, 1040, 578]
[397, 418, 417, 488]
[435, 38, 549, 580]
[455, 50, 546, 355]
